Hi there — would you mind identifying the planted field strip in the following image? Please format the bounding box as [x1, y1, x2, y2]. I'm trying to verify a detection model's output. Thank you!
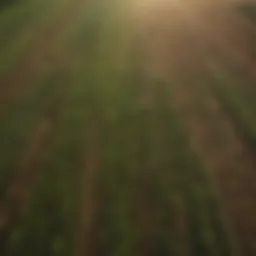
[0, 0, 69, 80]
[0, 1, 119, 253]
[0, 4, 90, 253]
[0, 72, 63, 198]
[133, 5, 238, 254]
[168, 56, 254, 255]
[3, 19, 106, 251]
[0, 0, 87, 200]
[91, 69, 146, 256]
[3, 49, 86, 256]
[0, 70, 67, 253]
[86, 65, 237, 255]
[0, 0, 57, 52]
[209, 65, 256, 152]
[73, 2, 242, 255]
[0, 0, 254, 255]
[237, 3, 256, 23]
[0, 0, 84, 112]
[170, 69, 256, 255]
[5, 80, 87, 256]
[76, 114, 102, 256]
[159, 5, 256, 253]
[97, 116, 136, 256]
[75, 4, 138, 255]
[172, 0, 253, 80]
[132, 76, 236, 255]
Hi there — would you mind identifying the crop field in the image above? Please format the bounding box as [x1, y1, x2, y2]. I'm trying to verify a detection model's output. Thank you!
[0, 0, 255, 255]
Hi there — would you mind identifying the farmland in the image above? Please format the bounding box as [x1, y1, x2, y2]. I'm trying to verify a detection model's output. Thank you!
[0, 0, 255, 255]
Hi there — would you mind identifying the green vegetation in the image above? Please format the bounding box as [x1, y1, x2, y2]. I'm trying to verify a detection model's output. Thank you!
[0, 0, 252, 255]
[237, 3, 256, 22]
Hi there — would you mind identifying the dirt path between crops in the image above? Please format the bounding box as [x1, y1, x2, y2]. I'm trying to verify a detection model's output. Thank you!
[0, 0, 85, 113]
[136, 0, 256, 255]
